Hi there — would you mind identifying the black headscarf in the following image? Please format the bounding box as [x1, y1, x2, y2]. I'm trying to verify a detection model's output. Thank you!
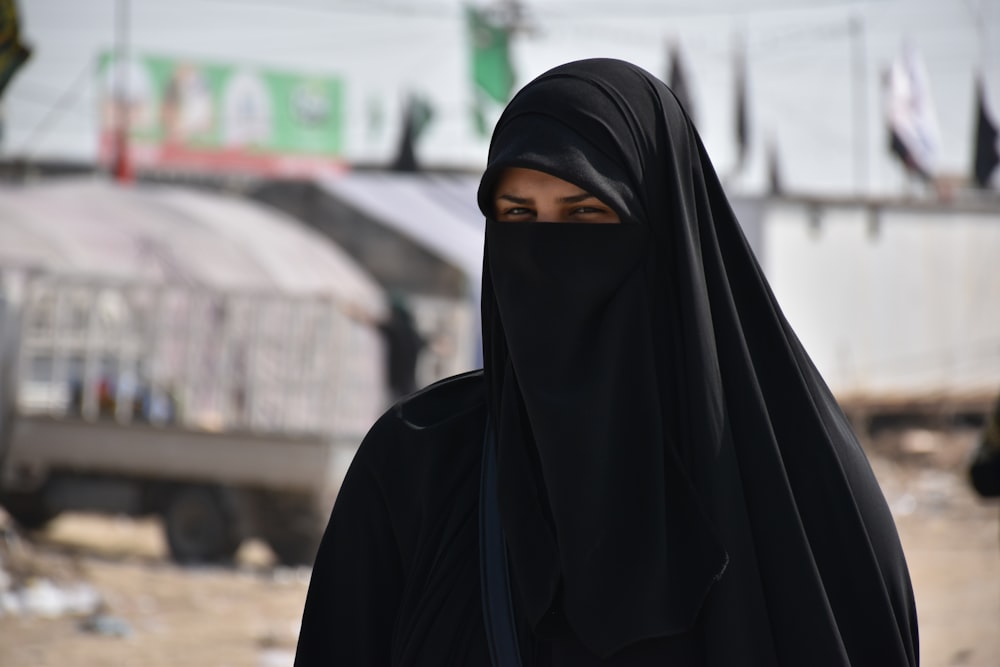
[479, 59, 918, 664]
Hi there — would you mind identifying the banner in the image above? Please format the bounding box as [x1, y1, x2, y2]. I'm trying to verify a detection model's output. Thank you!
[98, 52, 346, 177]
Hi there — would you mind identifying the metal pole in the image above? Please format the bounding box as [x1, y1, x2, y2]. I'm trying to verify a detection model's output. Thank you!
[962, 0, 986, 71]
[114, 0, 132, 181]
[850, 14, 869, 197]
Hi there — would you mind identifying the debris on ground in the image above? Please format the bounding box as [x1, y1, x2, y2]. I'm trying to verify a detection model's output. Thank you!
[0, 507, 103, 620]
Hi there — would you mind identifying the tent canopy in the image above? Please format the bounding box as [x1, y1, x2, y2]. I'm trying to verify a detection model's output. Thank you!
[315, 171, 485, 291]
[0, 178, 385, 317]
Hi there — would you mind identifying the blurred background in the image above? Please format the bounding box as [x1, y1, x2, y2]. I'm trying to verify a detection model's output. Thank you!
[0, 1, 998, 666]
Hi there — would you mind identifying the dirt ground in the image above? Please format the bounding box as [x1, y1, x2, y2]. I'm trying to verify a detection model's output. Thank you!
[0, 428, 998, 667]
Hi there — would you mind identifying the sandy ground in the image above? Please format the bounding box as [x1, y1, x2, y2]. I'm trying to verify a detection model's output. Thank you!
[0, 428, 998, 667]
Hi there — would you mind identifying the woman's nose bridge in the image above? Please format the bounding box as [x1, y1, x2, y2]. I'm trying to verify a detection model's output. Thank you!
[537, 201, 570, 223]
[537, 204, 558, 222]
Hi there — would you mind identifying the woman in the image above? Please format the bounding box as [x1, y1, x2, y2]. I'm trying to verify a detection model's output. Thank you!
[295, 58, 918, 666]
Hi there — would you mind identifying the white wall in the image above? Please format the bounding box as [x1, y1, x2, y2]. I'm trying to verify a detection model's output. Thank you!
[763, 199, 1000, 402]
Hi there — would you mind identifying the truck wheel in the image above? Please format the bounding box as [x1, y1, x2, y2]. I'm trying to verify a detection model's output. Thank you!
[1, 492, 58, 531]
[266, 522, 323, 567]
[256, 494, 325, 566]
[162, 486, 241, 564]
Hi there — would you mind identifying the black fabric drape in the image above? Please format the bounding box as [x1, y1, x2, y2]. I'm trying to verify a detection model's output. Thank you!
[479, 58, 918, 664]
[295, 373, 494, 667]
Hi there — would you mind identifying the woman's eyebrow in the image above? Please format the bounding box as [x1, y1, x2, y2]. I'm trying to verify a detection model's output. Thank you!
[495, 192, 598, 204]
[496, 193, 531, 204]
[558, 193, 599, 204]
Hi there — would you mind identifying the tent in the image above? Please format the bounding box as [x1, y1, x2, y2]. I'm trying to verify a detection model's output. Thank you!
[0, 177, 385, 315]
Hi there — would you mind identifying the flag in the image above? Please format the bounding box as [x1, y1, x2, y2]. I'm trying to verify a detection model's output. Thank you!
[0, 0, 31, 100]
[466, 5, 514, 136]
[666, 40, 696, 124]
[733, 38, 749, 172]
[884, 43, 940, 181]
[391, 93, 434, 172]
[972, 77, 999, 188]
[766, 134, 783, 196]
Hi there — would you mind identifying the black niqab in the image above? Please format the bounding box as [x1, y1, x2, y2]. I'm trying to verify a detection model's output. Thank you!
[479, 59, 917, 664]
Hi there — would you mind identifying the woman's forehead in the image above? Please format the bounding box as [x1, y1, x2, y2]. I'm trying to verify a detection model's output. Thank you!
[493, 168, 590, 196]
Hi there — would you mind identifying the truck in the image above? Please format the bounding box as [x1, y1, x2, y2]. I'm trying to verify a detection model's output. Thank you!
[0, 267, 385, 565]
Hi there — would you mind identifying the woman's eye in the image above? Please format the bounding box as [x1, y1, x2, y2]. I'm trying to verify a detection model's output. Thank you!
[571, 206, 607, 216]
[502, 207, 533, 217]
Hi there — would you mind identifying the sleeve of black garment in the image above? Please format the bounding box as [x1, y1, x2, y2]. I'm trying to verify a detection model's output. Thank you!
[294, 425, 404, 666]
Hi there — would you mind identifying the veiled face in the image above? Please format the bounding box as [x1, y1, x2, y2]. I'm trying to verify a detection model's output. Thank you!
[493, 167, 621, 224]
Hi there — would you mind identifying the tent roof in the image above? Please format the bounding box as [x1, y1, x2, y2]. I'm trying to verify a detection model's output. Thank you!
[316, 171, 485, 290]
[0, 178, 384, 314]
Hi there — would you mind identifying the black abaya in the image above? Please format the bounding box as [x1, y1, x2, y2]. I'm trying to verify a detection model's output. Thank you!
[296, 58, 918, 666]
[294, 371, 704, 666]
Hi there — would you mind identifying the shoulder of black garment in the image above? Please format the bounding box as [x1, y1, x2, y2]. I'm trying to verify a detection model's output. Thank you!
[394, 369, 486, 430]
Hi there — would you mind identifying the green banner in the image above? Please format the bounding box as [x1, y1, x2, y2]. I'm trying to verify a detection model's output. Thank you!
[98, 52, 344, 173]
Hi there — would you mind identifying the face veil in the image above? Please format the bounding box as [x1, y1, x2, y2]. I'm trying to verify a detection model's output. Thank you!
[478, 59, 918, 665]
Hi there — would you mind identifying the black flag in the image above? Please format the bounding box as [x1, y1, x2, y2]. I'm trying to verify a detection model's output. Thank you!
[972, 77, 999, 188]
[766, 134, 783, 196]
[666, 41, 696, 124]
[733, 38, 749, 172]
[391, 94, 434, 172]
